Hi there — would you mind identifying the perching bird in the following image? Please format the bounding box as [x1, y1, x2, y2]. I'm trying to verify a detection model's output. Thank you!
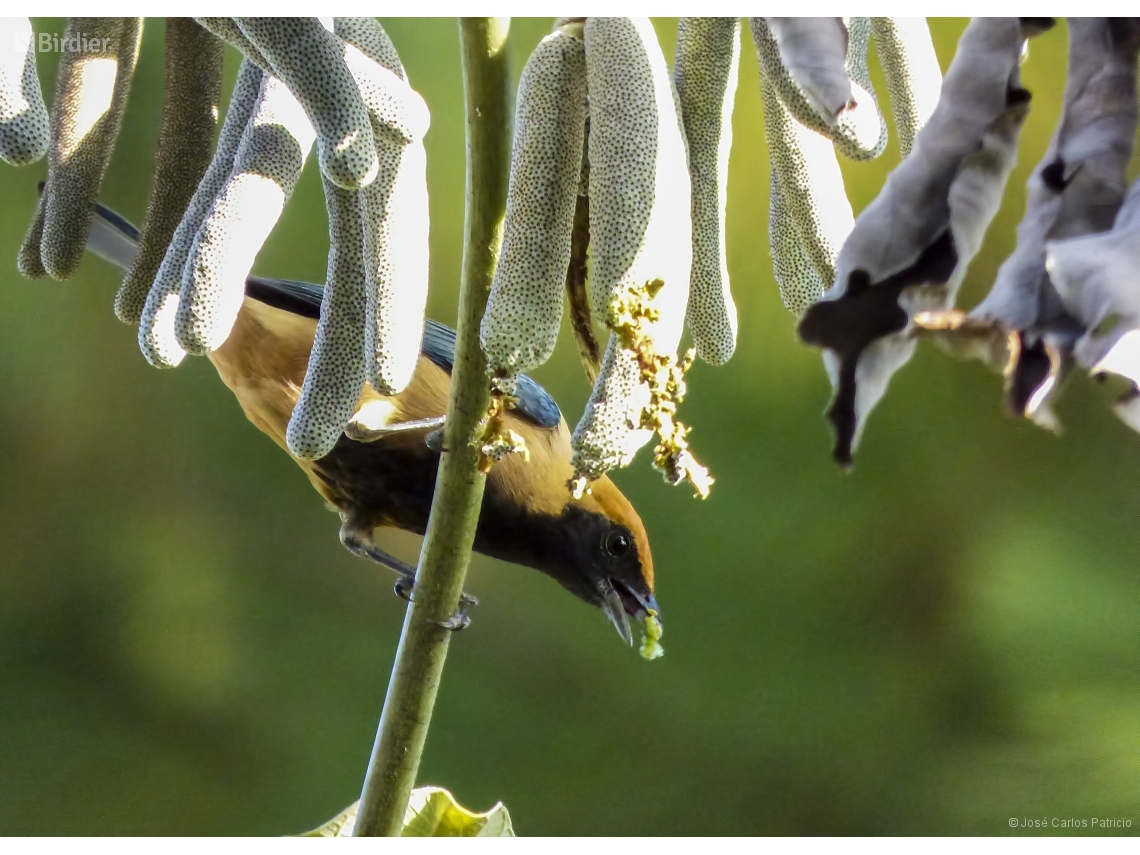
[81, 201, 658, 645]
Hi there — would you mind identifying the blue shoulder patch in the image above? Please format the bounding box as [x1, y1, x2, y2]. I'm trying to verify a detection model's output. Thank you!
[240, 284, 563, 430]
[422, 319, 562, 429]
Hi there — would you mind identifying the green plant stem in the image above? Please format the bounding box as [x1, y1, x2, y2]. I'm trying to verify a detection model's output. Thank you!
[352, 17, 512, 838]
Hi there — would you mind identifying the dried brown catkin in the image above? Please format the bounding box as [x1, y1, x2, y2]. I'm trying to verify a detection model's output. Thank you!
[137, 59, 265, 368]
[115, 19, 223, 324]
[38, 18, 142, 281]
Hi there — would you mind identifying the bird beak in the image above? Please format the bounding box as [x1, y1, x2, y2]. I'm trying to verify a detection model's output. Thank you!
[597, 578, 633, 646]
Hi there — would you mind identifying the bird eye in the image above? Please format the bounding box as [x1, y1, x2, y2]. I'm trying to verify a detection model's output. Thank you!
[604, 529, 631, 558]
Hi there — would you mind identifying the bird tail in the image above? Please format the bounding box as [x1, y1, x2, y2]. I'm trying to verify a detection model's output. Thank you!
[53, 177, 142, 274]
[86, 202, 141, 273]
[77, 191, 326, 318]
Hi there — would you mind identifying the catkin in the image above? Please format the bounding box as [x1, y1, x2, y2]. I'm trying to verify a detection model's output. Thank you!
[174, 72, 317, 355]
[583, 17, 691, 347]
[115, 19, 223, 324]
[757, 41, 855, 316]
[285, 17, 418, 458]
[195, 18, 272, 72]
[36, 18, 142, 280]
[573, 17, 693, 484]
[674, 17, 740, 364]
[481, 27, 588, 381]
[0, 17, 49, 166]
[870, 18, 942, 157]
[334, 19, 432, 397]
[751, 17, 885, 161]
[359, 139, 431, 395]
[138, 59, 265, 368]
[232, 17, 378, 190]
[286, 177, 370, 459]
[571, 337, 655, 481]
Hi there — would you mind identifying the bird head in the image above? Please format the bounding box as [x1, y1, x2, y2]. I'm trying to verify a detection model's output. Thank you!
[483, 444, 658, 647]
[564, 474, 658, 646]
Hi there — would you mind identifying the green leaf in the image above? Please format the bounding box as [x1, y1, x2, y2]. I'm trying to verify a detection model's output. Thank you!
[298, 787, 514, 837]
[401, 787, 514, 837]
[298, 803, 358, 837]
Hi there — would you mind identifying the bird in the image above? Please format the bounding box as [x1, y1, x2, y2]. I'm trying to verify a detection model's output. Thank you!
[79, 201, 659, 647]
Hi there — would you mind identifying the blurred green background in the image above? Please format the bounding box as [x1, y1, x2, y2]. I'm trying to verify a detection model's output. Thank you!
[1, 18, 1138, 836]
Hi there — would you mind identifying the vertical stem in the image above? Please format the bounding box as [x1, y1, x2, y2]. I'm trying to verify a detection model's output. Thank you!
[353, 17, 512, 838]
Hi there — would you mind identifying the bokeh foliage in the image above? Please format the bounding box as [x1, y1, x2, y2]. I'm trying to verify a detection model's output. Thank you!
[1, 18, 1138, 835]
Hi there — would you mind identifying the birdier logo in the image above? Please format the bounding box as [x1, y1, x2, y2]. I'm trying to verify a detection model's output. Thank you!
[32, 32, 112, 54]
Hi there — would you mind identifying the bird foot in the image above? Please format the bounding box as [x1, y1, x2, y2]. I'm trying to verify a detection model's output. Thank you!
[395, 576, 478, 631]
[339, 524, 477, 629]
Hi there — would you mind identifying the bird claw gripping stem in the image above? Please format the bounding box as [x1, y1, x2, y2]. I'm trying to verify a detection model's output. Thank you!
[0, 18, 49, 167]
[114, 19, 223, 325]
[137, 59, 264, 368]
[19, 18, 142, 281]
[797, 18, 1044, 466]
[570, 17, 709, 497]
[674, 17, 740, 365]
[1047, 178, 1140, 433]
[921, 18, 1140, 433]
[287, 17, 432, 459]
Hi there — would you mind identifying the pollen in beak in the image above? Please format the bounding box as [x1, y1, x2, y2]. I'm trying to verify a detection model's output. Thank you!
[598, 578, 633, 646]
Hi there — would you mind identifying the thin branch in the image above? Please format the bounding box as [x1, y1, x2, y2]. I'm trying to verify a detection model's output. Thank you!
[352, 16, 512, 838]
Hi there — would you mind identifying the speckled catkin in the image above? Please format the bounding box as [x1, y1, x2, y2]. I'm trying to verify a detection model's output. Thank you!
[765, 18, 852, 126]
[282, 16, 412, 459]
[768, 170, 827, 316]
[194, 18, 272, 72]
[17, 200, 46, 279]
[115, 19, 223, 324]
[757, 46, 854, 317]
[871, 18, 942, 157]
[751, 17, 885, 161]
[584, 16, 691, 348]
[674, 17, 739, 365]
[575, 17, 693, 479]
[334, 17, 405, 80]
[38, 18, 141, 280]
[344, 18, 431, 397]
[481, 27, 588, 379]
[360, 139, 430, 395]
[138, 59, 264, 368]
[339, 33, 431, 147]
[175, 72, 317, 355]
[287, 176, 369, 459]
[0, 18, 49, 166]
[571, 336, 654, 481]
[232, 17, 378, 190]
